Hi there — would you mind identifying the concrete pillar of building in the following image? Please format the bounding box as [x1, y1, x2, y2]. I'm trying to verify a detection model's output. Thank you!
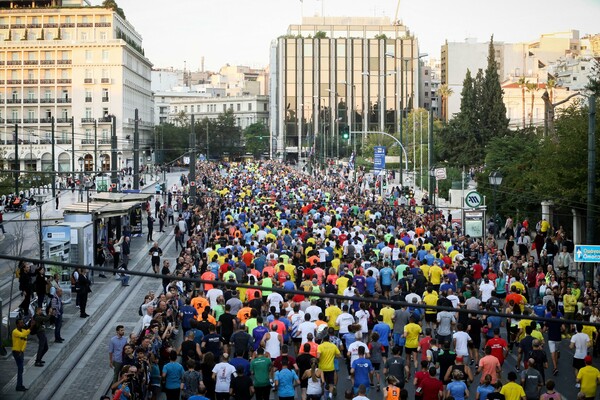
[541, 200, 554, 224]
[572, 208, 581, 245]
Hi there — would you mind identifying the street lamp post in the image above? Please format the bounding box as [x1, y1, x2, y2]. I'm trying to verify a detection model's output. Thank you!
[33, 193, 47, 263]
[386, 52, 428, 186]
[78, 157, 84, 202]
[85, 178, 93, 213]
[488, 170, 503, 234]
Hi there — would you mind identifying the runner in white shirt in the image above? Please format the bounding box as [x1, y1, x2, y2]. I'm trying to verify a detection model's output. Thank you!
[347, 333, 370, 364]
[298, 314, 317, 344]
[479, 278, 495, 303]
[267, 292, 284, 313]
[452, 324, 472, 358]
[336, 306, 355, 334]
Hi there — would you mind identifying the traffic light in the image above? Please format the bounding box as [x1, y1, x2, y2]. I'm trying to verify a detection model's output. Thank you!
[340, 125, 349, 140]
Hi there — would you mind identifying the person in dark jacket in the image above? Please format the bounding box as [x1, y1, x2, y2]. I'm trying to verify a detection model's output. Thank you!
[34, 266, 48, 309]
[18, 262, 35, 315]
[147, 213, 155, 242]
[77, 269, 92, 318]
[32, 306, 51, 366]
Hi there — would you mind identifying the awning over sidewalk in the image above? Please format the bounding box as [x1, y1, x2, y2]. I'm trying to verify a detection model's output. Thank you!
[63, 200, 145, 218]
[91, 192, 153, 203]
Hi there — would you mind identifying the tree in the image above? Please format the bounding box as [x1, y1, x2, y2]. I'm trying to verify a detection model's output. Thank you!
[102, 0, 126, 20]
[480, 36, 509, 140]
[525, 82, 539, 126]
[174, 110, 189, 127]
[517, 77, 528, 128]
[438, 84, 453, 122]
[243, 123, 269, 157]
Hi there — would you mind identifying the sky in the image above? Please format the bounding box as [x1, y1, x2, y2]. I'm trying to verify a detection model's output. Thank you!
[103, 0, 600, 71]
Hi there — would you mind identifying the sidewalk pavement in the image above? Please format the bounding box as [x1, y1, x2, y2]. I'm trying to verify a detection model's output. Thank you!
[0, 172, 182, 399]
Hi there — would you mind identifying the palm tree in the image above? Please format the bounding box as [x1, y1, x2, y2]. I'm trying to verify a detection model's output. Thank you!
[438, 84, 453, 122]
[517, 77, 528, 129]
[174, 110, 188, 127]
[546, 78, 556, 104]
[525, 82, 539, 126]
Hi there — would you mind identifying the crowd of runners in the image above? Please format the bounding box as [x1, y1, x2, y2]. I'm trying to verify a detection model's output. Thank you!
[107, 160, 600, 400]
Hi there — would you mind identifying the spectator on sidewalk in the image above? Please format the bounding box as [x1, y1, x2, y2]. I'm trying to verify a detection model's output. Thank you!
[32, 306, 51, 367]
[109, 325, 128, 384]
[51, 288, 64, 343]
[12, 318, 35, 391]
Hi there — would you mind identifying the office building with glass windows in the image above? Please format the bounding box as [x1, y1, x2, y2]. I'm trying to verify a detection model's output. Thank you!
[269, 16, 420, 163]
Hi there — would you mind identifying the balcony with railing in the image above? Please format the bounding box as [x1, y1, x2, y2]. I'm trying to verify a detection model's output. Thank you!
[7, 98, 21, 104]
[40, 79, 55, 84]
[23, 98, 38, 103]
[0, 80, 4, 84]
[81, 118, 95, 124]
[23, 79, 38, 85]
[6, 118, 21, 124]
[57, 59, 71, 65]
[95, 22, 112, 27]
[84, 78, 93, 84]
[39, 118, 53, 123]
[0, 99, 4, 104]
[60, 23, 75, 28]
[44, 23, 58, 28]
[57, 78, 71, 84]
[0, 61, 4, 66]
[81, 139, 94, 144]
[57, 98, 71, 103]
[7, 60, 22, 65]
[102, 96, 109, 102]
[98, 116, 112, 123]
[0, 24, 8, 29]
[101, 78, 111, 84]
[40, 98, 54, 103]
[85, 97, 92, 102]
[99, 139, 111, 144]
[23, 118, 38, 124]
[24, 60, 38, 65]
[27, 23, 41, 29]
[40, 60, 55, 65]
[56, 139, 71, 144]
[7, 79, 21, 84]
[11, 24, 25, 29]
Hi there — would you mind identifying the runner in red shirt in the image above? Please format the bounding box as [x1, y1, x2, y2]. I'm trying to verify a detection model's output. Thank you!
[485, 328, 509, 365]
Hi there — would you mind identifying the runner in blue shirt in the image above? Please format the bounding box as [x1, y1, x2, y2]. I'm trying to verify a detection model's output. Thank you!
[351, 346, 374, 394]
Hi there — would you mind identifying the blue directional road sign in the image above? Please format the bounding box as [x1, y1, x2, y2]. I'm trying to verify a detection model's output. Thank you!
[374, 146, 386, 172]
[575, 245, 600, 263]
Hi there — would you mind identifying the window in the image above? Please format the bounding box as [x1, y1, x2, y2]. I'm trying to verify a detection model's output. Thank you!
[102, 129, 109, 141]
[100, 31, 107, 41]
[63, 31, 71, 40]
[65, 16, 71, 23]
[223, 104, 226, 112]
[13, 32, 20, 41]
[61, 109, 68, 119]
[102, 50, 109, 62]
[45, 109, 51, 119]
[62, 51, 70, 60]
[581, 66, 586, 71]
[190, 105, 194, 113]
[102, 69, 109, 79]
[85, 108, 92, 118]
[85, 129, 91, 141]
[237, 103, 241, 111]
[248, 103, 252, 111]
[573, 77, 578, 81]
[82, 16, 89, 23]
[85, 89, 92, 102]
[264, 103, 268, 111]
[425, 91, 429, 97]
[45, 89, 51, 100]
[27, 70, 35, 79]
[12, 110, 19, 120]
[12, 90, 18, 100]
[81, 31, 88, 41]
[28, 90, 34, 100]
[85, 50, 92, 62]
[424, 70, 429, 75]
[45, 51, 52, 60]
[11, 52, 19, 61]
[85, 69, 92, 79]
[184, 106, 188, 112]
[425, 82, 429, 87]
[28, 110, 35, 120]
[102, 88, 109, 102]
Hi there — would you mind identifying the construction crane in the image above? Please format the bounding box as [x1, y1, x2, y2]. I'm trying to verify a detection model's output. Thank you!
[393, 0, 402, 25]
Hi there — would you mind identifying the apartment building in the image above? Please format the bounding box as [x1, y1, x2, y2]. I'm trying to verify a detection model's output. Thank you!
[0, 0, 153, 175]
